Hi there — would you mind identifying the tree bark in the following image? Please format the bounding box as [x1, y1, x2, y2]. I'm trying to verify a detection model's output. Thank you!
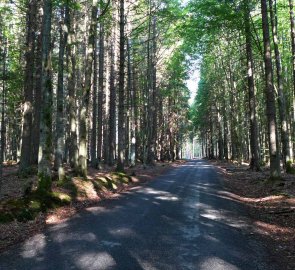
[289, 0, 295, 162]
[67, 8, 79, 171]
[244, 0, 260, 171]
[108, 36, 116, 166]
[91, 16, 99, 168]
[38, 0, 53, 192]
[261, 0, 281, 178]
[269, 0, 291, 170]
[97, 23, 104, 164]
[78, 0, 98, 177]
[31, 1, 43, 165]
[117, 0, 125, 171]
[54, 6, 68, 180]
[19, 0, 37, 173]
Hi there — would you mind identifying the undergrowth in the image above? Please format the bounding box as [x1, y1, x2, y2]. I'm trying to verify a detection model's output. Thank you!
[0, 172, 132, 224]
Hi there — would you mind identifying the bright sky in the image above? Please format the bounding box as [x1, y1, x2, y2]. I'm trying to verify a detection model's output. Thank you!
[180, 0, 200, 106]
[187, 65, 200, 105]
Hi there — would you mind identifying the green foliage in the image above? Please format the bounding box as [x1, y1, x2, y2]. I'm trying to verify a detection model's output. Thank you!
[57, 177, 78, 197]
[37, 173, 52, 194]
[286, 161, 295, 174]
[0, 189, 72, 224]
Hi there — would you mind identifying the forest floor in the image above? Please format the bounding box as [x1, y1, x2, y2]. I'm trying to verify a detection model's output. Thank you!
[210, 160, 295, 269]
[0, 160, 185, 253]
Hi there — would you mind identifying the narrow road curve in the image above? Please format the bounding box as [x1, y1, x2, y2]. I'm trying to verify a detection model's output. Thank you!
[0, 160, 278, 270]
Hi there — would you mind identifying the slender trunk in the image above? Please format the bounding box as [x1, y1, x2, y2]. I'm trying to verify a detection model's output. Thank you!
[117, 0, 125, 171]
[67, 10, 78, 170]
[146, 9, 156, 165]
[38, 0, 53, 192]
[289, 0, 295, 161]
[0, 33, 7, 193]
[97, 23, 104, 164]
[77, 1, 98, 177]
[125, 39, 132, 166]
[244, 1, 260, 171]
[269, 0, 291, 169]
[261, 0, 281, 178]
[31, 1, 43, 165]
[54, 6, 68, 180]
[91, 19, 99, 168]
[217, 108, 224, 160]
[152, 16, 158, 161]
[19, 0, 37, 173]
[222, 85, 229, 160]
[130, 44, 136, 167]
[108, 38, 116, 166]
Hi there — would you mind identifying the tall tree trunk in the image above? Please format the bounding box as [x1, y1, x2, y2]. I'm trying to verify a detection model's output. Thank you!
[78, 1, 98, 177]
[244, 0, 260, 171]
[146, 9, 156, 165]
[38, 0, 53, 192]
[130, 43, 136, 167]
[269, 0, 291, 170]
[0, 33, 7, 193]
[108, 37, 116, 166]
[19, 0, 37, 173]
[152, 15, 158, 161]
[31, 1, 43, 165]
[54, 6, 68, 180]
[125, 39, 133, 166]
[289, 0, 295, 162]
[67, 9, 79, 170]
[97, 23, 104, 164]
[91, 18, 99, 168]
[117, 0, 125, 171]
[261, 0, 281, 178]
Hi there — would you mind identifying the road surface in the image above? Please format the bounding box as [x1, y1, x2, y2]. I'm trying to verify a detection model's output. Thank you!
[0, 160, 278, 270]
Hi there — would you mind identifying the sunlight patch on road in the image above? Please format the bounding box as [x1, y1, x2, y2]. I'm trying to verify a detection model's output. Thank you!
[20, 233, 46, 259]
[155, 195, 179, 201]
[140, 187, 166, 195]
[140, 187, 179, 202]
[109, 227, 136, 237]
[199, 256, 240, 270]
[53, 232, 97, 243]
[75, 252, 116, 270]
[200, 208, 249, 229]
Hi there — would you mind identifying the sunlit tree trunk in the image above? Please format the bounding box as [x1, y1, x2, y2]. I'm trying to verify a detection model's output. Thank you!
[38, 0, 53, 192]
[244, 0, 260, 171]
[67, 9, 79, 171]
[31, 1, 43, 165]
[269, 0, 291, 170]
[0, 31, 7, 192]
[117, 0, 125, 171]
[78, 0, 98, 177]
[54, 5, 69, 180]
[108, 35, 116, 166]
[91, 18, 98, 168]
[19, 0, 37, 173]
[261, 0, 281, 178]
[97, 23, 105, 164]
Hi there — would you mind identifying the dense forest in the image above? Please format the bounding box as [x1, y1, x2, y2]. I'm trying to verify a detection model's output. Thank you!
[0, 0, 294, 197]
[189, 0, 295, 179]
[0, 0, 190, 195]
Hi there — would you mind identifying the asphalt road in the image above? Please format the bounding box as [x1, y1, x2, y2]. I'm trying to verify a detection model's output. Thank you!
[0, 160, 278, 270]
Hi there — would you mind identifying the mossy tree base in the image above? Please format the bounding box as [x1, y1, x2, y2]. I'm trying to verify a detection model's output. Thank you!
[37, 172, 52, 194]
